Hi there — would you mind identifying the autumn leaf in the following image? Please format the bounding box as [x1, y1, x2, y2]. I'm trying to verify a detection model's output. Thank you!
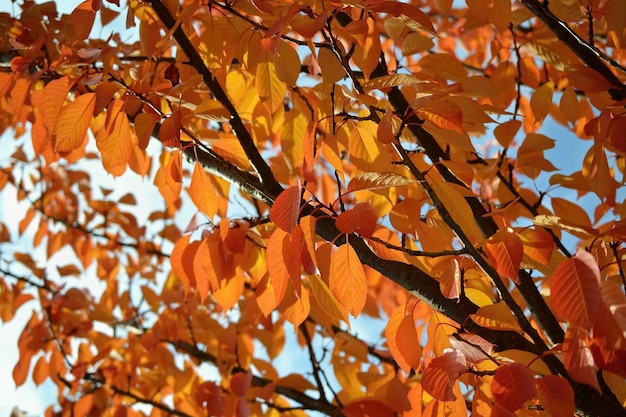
[563, 326, 601, 392]
[484, 229, 523, 283]
[189, 162, 219, 219]
[270, 184, 302, 233]
[536, 375, 575, 417]
[329, 244, 367, 317]
[54, 93, 96, 152]
[491, 363, 536, 412]
[550, 249, 601, 330]
[335, 203, 377, 238]
[421, 349, 466, 401]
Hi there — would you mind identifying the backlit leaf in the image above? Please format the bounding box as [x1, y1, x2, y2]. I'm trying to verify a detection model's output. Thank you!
[530, 81, 554, 123]
[335, 203, 377, 238]
[330, 244, 367, 317]
[270, 184, 301, 233]
[189, 162, 219, 219]
[484, 230, 523, 283]
[348, 172, 416, 193]
[54, 93, 96, 152]
[491, 363, 536, 412]
[563, 326, 600, 392]
[421, 349, 466, 401]
[551, 249, 601, 330]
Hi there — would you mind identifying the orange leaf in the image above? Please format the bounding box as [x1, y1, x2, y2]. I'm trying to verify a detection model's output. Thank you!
[279, 280, 310, 329]
[32, 355, 49, 386]
[484, 230, 523, 283]
[438, 258, 460, 299]
[42, 76, 73, 133]
[98, 110, 134, 176]
[529, 81, 554, 123]
[73, 393, 94, 417]
[70, 1, 96, 41]
[160, 110, 181, 147]
[566, 64, 615, 93]
[343, 399, 395, 417]
[491, 363, 536, 412]
[520, 228, 554, 265]
[352, 17, 381, 79]
[535, 375, 575, 417]
[309, 273, 349, 323]
[385, 306, 413, 373]
[265, 228, 301, 312]
[318, 47, 345, 85]
[190, 163, 219, 219]
[563, 326, 600, 392]
[550, 249, 600, 330]
[193, 234, 221, 300]
[170, 234, 196, 294]
[270, 184, 301, 233]
[329, 244, 367, 317]
[336, 203, 377, 238]
[376, 108, 398, 144]
[54, 93, 96, 152]
[494, 119, 522, 148]
[134, 112, 160, 150]
[396, 313, 422, 372]
[429, 179, 482, 243]
[421, 349, 466, 401]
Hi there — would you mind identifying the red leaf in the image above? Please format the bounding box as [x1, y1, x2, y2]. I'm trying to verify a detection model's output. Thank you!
[270, 184, 301, 233]
[550, 249, 601, 330]
[491, 363, 536, 412]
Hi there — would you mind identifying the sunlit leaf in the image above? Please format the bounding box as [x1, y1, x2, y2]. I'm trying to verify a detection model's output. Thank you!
[54, 93, 96, 152]
[270, 184, 301, 233]
[335, 203, 377, 238]
[348, 172, 416, 193]
[551, 249, 601, 330]
[329, 244, 367, 317]
[484, 229, 523, 283]
[189, 162, 219, 219]
[491, 363, 536, 412]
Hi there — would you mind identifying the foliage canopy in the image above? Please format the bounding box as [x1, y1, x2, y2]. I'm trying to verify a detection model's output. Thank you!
[1, 0, 626, 416]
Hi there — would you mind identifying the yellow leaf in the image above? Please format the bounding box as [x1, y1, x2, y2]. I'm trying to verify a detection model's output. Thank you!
[54, 93, 96, 152]
[256, 60, 286, 113]
[428, 179, 482, 244]
[309, 273, 349, 324]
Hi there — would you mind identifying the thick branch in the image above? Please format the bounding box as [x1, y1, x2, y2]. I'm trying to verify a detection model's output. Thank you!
[520, 0, 626, 99]
[147, 0, 284, 198]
